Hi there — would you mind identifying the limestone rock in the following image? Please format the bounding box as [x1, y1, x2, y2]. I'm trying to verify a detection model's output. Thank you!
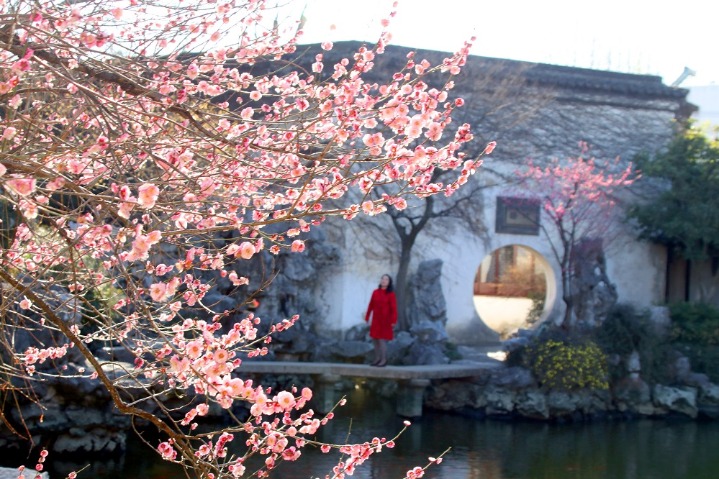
[386, 331, 414, 364]
[484, 386, 515, 415]
[402, 341, 450, 366]
[516, 389, 549, 419]
[697, 382, 719, 418]
[569, 239, 618, 327]
[53, 429, 126, 454]
[410, 319, 449, 343]
[547, 391, 580, 417]
[425, 380, 480, 411]
[327, 340, 373, 361]
[489, 366, 535, 389]
[653, 385, 698, 418]
[673, 356, 711, 388]
[614, 376, 654, 415]
[406, 259, 448, 327]
[698, 382, 719, 405]
[344, 323, 370, 341]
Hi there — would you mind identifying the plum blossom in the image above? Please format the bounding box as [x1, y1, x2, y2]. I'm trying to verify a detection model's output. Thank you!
[275, 391, 296, 410]
[157, 441, 177, 461]
[238, 241, 255, 260]
[0, 3, 484, 474]
[5, 178, 36, 196]
[125, 230, 162, 262]
[2, 127, 17, 140]
[138, 183, 160, 208]
[290, 240, 305, 253]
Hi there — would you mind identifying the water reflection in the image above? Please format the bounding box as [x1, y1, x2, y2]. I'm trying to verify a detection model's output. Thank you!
[16, 384, 719, 479]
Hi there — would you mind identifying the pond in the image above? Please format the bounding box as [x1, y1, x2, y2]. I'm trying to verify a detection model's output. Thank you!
[10, 384, 719, 479]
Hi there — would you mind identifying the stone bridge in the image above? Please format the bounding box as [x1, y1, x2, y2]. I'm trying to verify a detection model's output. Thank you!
[239, 360, 502, 417]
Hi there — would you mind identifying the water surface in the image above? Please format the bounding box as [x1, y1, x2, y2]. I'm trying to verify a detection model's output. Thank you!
[10, 385, 719, 479]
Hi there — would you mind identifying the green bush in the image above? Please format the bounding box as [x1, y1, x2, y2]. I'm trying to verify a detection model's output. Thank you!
[597, 304, 673, 383]
[523, 338, 609, 391]
[674, 343, 719, 383]
[669, 302, 719, 345]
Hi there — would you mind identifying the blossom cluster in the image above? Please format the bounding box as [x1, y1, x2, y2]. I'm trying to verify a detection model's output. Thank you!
[0, 0, 493, 477]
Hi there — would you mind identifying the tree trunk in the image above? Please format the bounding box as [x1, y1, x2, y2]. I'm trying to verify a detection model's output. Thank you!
[560, 242, 574, 328]
[395, 239, 413, 331]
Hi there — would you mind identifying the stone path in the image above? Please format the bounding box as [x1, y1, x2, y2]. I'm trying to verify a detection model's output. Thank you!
[238, 358, 502, 380]
[0, 467, 49, 479]
[238, 353, 504, 417]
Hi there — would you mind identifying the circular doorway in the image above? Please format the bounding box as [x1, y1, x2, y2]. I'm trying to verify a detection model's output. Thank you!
[473, 245, 555, 337]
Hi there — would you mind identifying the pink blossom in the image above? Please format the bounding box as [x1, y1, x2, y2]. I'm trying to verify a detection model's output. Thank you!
[229, 462, 246, 477]
[290, 240, 305, 253]
[300, 387, 313, 401]
[195, 403, 210, 416]
[186, 340, 203, 359]
[149, 282, 168, 302]
[275, 391, 296, 410]
[5, 178, 36, 196]
[484, 141, 497, 155]
[424, 122, 443, 141]
[2, 127, 17, 140]
[362, 201, 374, 215]
[392, 198, 408, 210]
[362, 132, 385, 148]
[238, 242, 255, 260]
[138, 183, 160, 209]
[187, 63, 199, 80]
[157, 441, 177, 461]
[169, 355, 190, 373]
[240, 107, 254, 120]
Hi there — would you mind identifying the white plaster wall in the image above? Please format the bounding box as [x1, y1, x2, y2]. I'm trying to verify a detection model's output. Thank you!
[473, 296, 534, 335]
[317, 190, 667, 345]
[319, 221, 405, 335]
[606, 232, 666, 307]
[427, 186, 563, 343]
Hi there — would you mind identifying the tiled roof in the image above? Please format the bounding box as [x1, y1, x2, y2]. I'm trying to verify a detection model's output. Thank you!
[302, 41, 689, 100]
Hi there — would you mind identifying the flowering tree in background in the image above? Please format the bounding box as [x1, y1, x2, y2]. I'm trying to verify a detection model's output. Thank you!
[0, 0, 491, 477]
[517, 143, 637, 328]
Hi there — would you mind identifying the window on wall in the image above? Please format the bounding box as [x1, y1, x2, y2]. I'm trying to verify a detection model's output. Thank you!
[495, 196, 540, 235]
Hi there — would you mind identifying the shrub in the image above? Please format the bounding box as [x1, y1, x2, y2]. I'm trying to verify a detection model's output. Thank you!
[674, 344, 719, 383]
[523, 338, 609, 391]
[669, 302, 719, 345]
[596, 304, 673, 383]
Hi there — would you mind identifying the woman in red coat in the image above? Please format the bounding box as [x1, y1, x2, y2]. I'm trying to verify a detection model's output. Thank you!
[365, 274, 397, 367]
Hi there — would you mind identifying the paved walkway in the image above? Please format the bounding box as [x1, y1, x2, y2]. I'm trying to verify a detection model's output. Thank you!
[0, 467, 48, 479]
[237, 356, 503, 417]
[238, 359, 502, 380]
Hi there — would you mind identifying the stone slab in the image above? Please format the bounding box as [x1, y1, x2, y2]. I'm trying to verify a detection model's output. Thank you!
[0, 467, 49, 479]
[237, 360, 501, 380]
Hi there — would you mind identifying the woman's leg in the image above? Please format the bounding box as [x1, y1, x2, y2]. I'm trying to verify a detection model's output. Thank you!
[377, 339, 388, 366]
[371, 339, 380, 365]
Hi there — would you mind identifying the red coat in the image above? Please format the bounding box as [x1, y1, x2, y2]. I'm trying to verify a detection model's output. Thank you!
[365, 288, 397, 340]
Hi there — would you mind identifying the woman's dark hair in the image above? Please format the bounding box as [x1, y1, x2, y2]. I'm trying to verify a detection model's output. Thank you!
[379, 274, 394, 293]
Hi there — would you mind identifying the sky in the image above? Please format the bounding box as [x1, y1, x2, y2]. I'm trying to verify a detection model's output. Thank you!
[277, 0, 719, 87]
